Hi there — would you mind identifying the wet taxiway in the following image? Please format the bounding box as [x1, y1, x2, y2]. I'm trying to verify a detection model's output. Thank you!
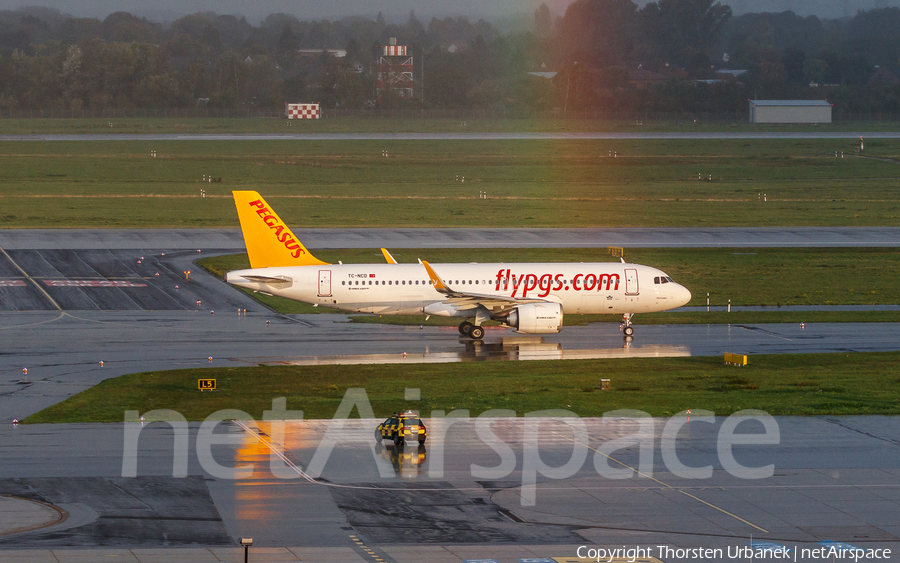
[0, 416, 897, 561]
[2, 234, 899, 560]
[0, 249, 244, 312]
[4, 308, 900, 423]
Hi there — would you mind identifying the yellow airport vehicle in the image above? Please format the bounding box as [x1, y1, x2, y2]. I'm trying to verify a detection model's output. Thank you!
[376, 410, 427, 446]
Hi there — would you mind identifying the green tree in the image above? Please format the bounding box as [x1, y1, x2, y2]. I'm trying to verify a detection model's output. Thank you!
[534, 3, 552, 37]
[845, 7, 900, 66]
[559, 0, 639, 67]
[640, 0, 731, 67]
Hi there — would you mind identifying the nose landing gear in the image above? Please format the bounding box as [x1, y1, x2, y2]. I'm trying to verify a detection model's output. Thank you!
[621, 313, 635, 337]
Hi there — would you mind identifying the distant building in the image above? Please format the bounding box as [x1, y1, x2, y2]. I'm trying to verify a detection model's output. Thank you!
[628, 66, 667, 88]
[749, 100, 832, 124]
[526, 71, 557, 79]
[715, 69, 747, 79]
[376, 38, 413, 99]
[296, 49, 347, 59]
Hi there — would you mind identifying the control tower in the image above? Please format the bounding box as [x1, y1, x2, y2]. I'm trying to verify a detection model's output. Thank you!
[376, 38, 413, 99]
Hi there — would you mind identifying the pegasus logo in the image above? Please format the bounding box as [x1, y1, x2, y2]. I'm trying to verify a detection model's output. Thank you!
[248, 199, 307, 258]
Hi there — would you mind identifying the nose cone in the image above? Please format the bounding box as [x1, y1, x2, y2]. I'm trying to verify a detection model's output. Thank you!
[674, 284, 692, 308]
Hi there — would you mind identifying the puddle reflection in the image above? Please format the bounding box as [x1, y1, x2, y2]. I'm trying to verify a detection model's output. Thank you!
[272, 337, 690, 366]
[376, 442, 427, 478]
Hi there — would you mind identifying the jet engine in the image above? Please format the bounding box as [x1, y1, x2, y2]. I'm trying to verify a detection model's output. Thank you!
[506, 302, 563, 334]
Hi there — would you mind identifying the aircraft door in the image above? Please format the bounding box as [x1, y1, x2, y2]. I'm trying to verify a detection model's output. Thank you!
[318, 270, 332, 297]
[624, 268, 639, 295]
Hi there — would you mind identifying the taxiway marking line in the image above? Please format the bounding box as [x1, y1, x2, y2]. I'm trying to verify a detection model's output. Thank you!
[552, 429, 769, 534]
[232, 420, 317, 483]
[0, 246, 63, 311]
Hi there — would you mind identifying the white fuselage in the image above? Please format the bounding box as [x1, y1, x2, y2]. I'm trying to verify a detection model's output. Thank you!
[226, 262, 692, 316]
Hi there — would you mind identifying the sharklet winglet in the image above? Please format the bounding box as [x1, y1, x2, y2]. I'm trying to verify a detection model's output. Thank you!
[381, 248, 398, 264]
[422, 260, 451, 294]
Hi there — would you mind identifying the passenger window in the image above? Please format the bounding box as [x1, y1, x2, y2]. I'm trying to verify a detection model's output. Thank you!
[342, 281, 345, 285]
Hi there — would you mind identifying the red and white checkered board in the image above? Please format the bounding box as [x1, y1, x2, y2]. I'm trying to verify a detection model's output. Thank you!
[286, 104, 319, 119]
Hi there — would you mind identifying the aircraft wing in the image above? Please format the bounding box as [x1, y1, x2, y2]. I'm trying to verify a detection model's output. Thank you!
[421, 261, 548, 313]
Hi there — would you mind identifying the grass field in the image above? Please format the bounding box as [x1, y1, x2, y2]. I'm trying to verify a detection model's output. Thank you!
[198, 247, 900, 310]
[2, 137, 899, 228]
[23, 351, 900, 423]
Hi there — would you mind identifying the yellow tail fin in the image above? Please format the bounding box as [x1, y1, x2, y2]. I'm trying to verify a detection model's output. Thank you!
[232, 191, 329, 268]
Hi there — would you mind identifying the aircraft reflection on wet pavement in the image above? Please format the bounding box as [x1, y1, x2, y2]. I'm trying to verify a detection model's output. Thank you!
[269, 336, 691, 367]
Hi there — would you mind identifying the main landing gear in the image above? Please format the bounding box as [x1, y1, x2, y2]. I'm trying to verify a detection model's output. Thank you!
[621, 313, 635, 337]
[458, 321, 484, 340]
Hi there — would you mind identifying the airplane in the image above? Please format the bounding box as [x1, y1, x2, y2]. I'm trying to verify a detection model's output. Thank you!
[225, 191, 692, 339]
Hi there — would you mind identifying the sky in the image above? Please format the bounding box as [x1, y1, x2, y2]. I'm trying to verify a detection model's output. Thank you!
[2, 0, 899, 24]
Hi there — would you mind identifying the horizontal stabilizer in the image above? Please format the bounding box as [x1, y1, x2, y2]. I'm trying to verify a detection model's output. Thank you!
[227, 273, 293, 288]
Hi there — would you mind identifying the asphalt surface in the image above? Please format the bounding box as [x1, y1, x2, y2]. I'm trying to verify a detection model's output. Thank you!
[3, 226, 900, 250]
[0, 249, 243, 312]
[0, 416, 897, 562]
[3, 132, 900, 141]
[1, 230, 899, 560]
